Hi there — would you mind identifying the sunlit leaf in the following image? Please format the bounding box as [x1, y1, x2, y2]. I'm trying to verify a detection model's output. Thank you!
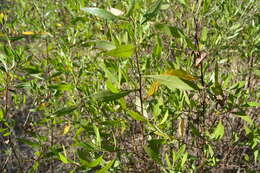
[108, 8, 124, 16]
[48, 83, 73, 91]
[81, 7, 117, 20]
[178, 118, 185, 138]
[93, 124, 101, 147]
[89, 40, 116, 51]
[238, 115, 253, 125]
[104, 44, 135, 58]
[211, 120, 225, 140]
[58, 153, 69, 164]
[128, 110, 146, 121]
[22, 31, 35, 35]
[84, 155, 103, 168]
[146, 81, 160, 98]
[163, 69, 197, 81]
[63, 121, 71, 135]
[144, 75, 199, 91]
[96, 159, 115, 173]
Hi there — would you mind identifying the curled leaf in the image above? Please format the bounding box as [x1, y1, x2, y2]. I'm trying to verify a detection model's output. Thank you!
[63, 121, 71, 135]
[178, 118, 185, 138]
[146, 81, 160, 98]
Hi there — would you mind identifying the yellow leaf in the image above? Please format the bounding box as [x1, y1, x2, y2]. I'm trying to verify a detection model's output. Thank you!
[163, 69, 197, 81]
[146, 81, 160, 98]
[39, 32, 50, 35]
[22, 31, 35, 35]
[63, 122, 71, 135]
[56, 23, 62, 27]
[178, 118, 185, 138]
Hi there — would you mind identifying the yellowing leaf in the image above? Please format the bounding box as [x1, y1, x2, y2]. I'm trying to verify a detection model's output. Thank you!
[63, 121, 71, 135]
[163, 69, 197, 81]
[22, 31, 35, 35]
[178, 118, 185, 138]
[39, 32, 50, 35]
[146, 81, 160, 98]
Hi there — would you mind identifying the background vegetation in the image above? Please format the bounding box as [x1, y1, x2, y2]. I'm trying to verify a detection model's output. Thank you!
[0, 0, 259, 172]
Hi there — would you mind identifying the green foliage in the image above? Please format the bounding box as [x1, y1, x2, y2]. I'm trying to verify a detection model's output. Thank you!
[0, 0, 259, 172]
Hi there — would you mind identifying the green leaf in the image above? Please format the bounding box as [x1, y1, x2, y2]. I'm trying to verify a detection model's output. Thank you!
[246, 102, 260, 107]
[142, 0, 163, 24]
[93, 89, 136, 102]
[125, 0, 135, 17]
[128, 110, 147, 121]
[54, 106, 78, 116]
[89, 40, 116, 51]
[93, 124, 101, 147]
[211, 120, 225, 140]
[84, 155, 103, 168]
[238, 115, 253, 125]
[144, 75, 199, 91]
[201, 27, 208, 42]
[181, 152, 188, 168]
[104, 44, 135, 58]
[154, 23, 183, 38]
[17, 138, 40, 148]
[58, 153, 69, 164]
[96, 159, 115, 173]
[81, 7, 117, 20]
[48, 83, 73, 91]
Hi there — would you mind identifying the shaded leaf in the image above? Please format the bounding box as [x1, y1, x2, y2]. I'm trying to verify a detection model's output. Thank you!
[125, 0, 135, 17]
[104, 44, 135, 58]
[17, 138, 40, 148]
[54, 106, 78, 116]
[93, 89, 136, 102]
[142, 0, 163, 24]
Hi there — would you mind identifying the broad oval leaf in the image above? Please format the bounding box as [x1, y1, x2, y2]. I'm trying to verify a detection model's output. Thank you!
[144, 75, 199, 91]
[81, 7, 117, 20]
[89, 40, 116, 51]
[104, 44, 135, 58]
